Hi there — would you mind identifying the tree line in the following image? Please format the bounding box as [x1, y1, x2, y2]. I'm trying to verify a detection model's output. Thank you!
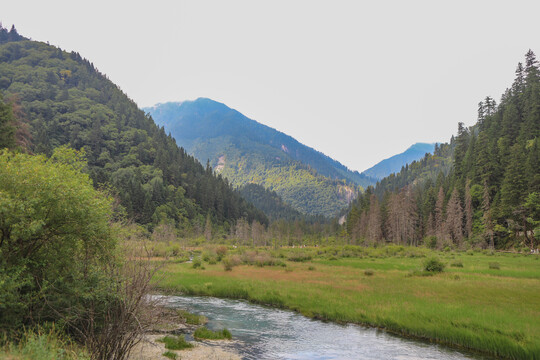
[0, 26, 267, 234]
[347, 50, 540, 250]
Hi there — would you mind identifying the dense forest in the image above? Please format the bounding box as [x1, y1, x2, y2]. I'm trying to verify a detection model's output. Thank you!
[0, 25, 267, 234]
[346, 51, 540, 250]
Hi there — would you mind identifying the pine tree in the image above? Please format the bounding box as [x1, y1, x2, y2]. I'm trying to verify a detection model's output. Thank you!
[435, 187, 446, 242]
[482, 181, 494, 249]
[445, 188, 464, 245]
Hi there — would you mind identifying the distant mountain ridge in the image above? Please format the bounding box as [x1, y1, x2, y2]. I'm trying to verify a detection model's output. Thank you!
[145, 99, 375, 186]
[361, 143, 436, 180]
[144, 98, 375, 217]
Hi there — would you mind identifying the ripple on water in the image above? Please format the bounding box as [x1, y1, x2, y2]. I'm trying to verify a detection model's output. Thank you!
[158, 295, 491, 360]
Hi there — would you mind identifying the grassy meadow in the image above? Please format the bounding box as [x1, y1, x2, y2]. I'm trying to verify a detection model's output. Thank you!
[153, 245, 540, 359]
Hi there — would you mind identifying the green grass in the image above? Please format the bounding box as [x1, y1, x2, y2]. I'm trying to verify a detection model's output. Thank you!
[0, 329, 89, 360]
[177, 309, 207, 325]
[163, 350, 178, 359]
[155, 247, 540, 359]
[157, 335, 194, 350]
[193, 327, 232, 340]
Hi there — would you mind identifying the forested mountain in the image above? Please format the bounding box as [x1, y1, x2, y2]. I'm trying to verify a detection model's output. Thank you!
[347, 50, 540, 250]
[361, 142, 436, 180]
[238, 183, 304, 221]
[0, 25, 267, 234]
[144, 99, 374, 217]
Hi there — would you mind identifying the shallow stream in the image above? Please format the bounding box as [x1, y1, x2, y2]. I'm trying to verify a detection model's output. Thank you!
[161, 295, 490, 360]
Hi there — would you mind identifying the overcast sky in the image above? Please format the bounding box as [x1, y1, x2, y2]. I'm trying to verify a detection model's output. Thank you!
[2, 1, 540, 172]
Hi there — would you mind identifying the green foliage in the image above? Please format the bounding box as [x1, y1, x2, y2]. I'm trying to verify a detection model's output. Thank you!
[0, 94, 16, 149]
[192, 258, 202, 269]
[489, 262, 501, 270]
[162, 351, 178, 360]
[347, 50, 540, 250]
[0, 328, 89, 360]
[0, 148, 115, 330]
[239, 183, 303, 221]
[176, 309, 207, 325]
[158, 248, 540, 359]
[450, 260, 463, 267]
[193, 327, 232, 340]
[423, 257, 445, 273]
[158, 335, 193, 350]
[0, 34, 266, 233]
[145, 99, 368, 217]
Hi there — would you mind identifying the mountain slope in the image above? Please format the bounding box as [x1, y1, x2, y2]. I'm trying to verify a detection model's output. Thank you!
[361, 142, 436, 180]
[145, 99, 370, 217]
[346, 50, 540, 250]
[0, 27, 267, 231]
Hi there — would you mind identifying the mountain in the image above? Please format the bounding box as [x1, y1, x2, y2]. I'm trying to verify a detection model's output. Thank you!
[144, 99, 375, 217]
[346, 50, 540, 249]
[0, 26, 267, 232]
[361, 143, 436, 180]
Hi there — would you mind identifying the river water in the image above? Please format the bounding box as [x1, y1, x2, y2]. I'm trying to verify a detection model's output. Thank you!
[159, 295, 490, 360]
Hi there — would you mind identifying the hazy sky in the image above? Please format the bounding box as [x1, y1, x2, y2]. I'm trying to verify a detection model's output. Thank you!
[2, 1, 540, 172]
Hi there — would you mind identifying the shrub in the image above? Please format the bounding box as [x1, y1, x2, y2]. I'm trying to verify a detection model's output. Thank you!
[158, 335, 194, 350]
[450, 260, 463, 268]
[215, 246, 228, 260]
[424, 236, 438, 249]
[192, 258, 202, 269]
[423, 257, 445, 273]
[308, 266, 316, 271]
[364, 269, 374, 276]
[222, 255, 241, 271]
[287, 251, 312, 262]
[193, 327, 232, 340]
[489, 262, 501, 270]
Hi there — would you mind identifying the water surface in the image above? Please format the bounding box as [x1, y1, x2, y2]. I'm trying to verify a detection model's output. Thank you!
[161, 295, 490, 360]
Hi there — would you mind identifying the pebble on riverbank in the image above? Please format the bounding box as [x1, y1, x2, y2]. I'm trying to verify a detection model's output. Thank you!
[129, 334, 240, 360]
[129, 306, 240, 360]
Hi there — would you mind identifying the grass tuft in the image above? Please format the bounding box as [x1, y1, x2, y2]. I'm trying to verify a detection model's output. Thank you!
[193, 327, 232, 340]
[162, 350, 178, 359]
[157, 335, 193, 350]
[176, 309, 207, 325]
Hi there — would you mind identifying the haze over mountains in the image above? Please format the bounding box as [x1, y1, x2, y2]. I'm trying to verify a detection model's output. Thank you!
[145, 99, 376, 217]
[145, 99, 440, 217]
[362, 143, 436, 180]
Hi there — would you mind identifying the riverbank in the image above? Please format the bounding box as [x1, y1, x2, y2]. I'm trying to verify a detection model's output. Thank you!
[130, 334, 240, 360]
[155, 247, 540, 360]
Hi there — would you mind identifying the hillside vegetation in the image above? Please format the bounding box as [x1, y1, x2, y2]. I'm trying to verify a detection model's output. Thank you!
[0, 30, 267, 234]
[347, 50, 540, 250]
[145, 99, 372, 217]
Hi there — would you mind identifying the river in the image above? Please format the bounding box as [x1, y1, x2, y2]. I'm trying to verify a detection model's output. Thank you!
[159, 295, 492, 360]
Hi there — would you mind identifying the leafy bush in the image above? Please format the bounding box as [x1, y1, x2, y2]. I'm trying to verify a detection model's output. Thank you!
[423, 257, 445, 273]
[193, 327, 232, 340]
[489, 262, 501, 270]
[364, 269, 374, 276]
[192, 258, 202, 269]
[215, 246, 228, 260]
[450, 260, 463, 267]
[287, 251, 312, 262]
[222, 255, 242, 271]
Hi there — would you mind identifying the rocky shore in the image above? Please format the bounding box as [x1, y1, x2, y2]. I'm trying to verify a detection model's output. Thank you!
[129, 307, 240, 360]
